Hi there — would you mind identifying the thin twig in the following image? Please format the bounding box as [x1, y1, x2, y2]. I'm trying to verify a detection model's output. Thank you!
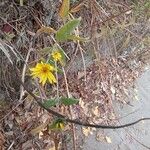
[13, 66, 150, 129]
[7, 141, 15, 150]
[69, 13, 87, 83]
[19, 47, 32, 101]
[62, 67, 77, 150]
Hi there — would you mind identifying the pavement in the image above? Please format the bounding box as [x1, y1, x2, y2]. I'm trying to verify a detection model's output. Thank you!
[82, 68, 150, 150]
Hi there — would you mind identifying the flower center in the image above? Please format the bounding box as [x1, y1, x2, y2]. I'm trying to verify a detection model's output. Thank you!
[42, 67, 49, 73]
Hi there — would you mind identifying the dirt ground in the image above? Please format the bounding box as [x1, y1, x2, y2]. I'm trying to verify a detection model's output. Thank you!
[0, 0, 150, 149]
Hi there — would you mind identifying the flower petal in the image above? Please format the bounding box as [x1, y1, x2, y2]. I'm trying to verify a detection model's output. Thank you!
[47, 72, 56, 84]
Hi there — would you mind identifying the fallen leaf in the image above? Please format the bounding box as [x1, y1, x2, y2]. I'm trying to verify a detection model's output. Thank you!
[39, 131, 44, 139]
[77, 71, 85, 79]
[0, 132, 5, 150]
[30, 121, 49, 135]
[49, 147, 55, 150]
[70, 2, 84, 13]
[96, 132, 105, 142]
[37, 26, 56, 34]
[59, 0, 70, 19]
[79, 99, 85, 109]
[82, 127, 92, 137]
[110, 86, 115, 94]
[92, 106, 99, 116]
[105, 136, 112, 143]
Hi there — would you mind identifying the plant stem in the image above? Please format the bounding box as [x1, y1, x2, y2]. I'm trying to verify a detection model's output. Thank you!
[62, 67, 77, 150]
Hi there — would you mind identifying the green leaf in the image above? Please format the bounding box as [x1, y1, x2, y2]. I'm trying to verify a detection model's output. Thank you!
[55, 18, 81, 42]
[48, 60, 63, 74]
[61, 97, 79, 106]
[59, 0, 70, 19]
[67, 35, 88, 42]
[42, 99, 57, 108]
[49, 118, 65, 130]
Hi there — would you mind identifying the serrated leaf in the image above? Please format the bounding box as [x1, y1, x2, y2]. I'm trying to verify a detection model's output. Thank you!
[55, 18, 81, 41]
[67, 35, 88, 42]
[42, 99, 57, 108]
[37, 26, 56, 34]
[61, 97, 79, 106]
[59, 0, 70, 19]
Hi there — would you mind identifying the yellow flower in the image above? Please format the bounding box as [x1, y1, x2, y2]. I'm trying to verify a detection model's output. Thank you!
[30, 62, 56, 85]
[55, 122, 65, 130]
[51, 50, 62, 62]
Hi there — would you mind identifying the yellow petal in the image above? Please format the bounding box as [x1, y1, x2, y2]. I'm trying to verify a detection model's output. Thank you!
[48, 72, 56, 84]
[59, 123, 64, 129]
[39, 74, 47, 86]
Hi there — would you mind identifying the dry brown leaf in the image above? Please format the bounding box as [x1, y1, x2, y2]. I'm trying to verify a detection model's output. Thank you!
[92, 106, 99, 116]
[59, 0, 70, 19]
[96, 132, 105, 142]
[70, 2, 84, 13]
[37, 26, 56, 34]
[22, 140, 33, 150]
[77, 71, 85, 79]
[79, 99, 85, 109]
[0, 132, 5, 150]
[30, 121, 49, 135]
[82, 127, 92, 137]
[49, 147, 55, 150]
[110, 86, 115, 94]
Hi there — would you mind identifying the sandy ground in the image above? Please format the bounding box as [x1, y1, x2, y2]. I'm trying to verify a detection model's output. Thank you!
[81, 67, 150, 150]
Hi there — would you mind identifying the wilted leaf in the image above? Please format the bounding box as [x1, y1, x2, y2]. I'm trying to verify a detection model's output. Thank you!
[5, 33, 15, 42]
[55, 18, 81, 41]
[59, 0, 70, 19]
[70, 2, 84, 13]
[37, 26, 56, 34]
[42, 99, 57, 108]
[92, 106, 99, 116]
[61, 97, 79, 106]
[30, 122, 49, 135]
[105, 136, 112, 143]
[2, 24, 13, 33]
